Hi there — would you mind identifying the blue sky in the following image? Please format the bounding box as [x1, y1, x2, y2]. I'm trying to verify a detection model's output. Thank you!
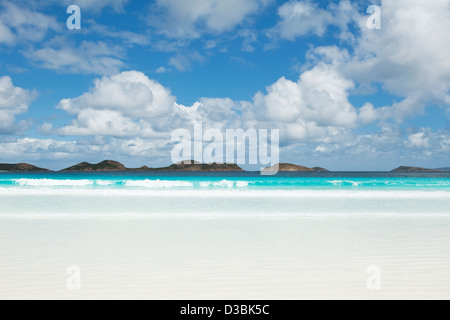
[0, 0, 449, 170]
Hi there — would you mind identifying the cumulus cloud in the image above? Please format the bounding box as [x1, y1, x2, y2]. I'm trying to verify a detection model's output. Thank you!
[55, 71, 187, 138]
[407, 131, 430, 149]
[58, 71, 177, 118]
[347, 0, 450, 105]
[8, 62, 449, 170]
[299, 0, 450, 125]
[149, 0, 272, 39]
[1, 1, 448, 170]
[249, 63, 367, 142]
[53, 67, 370, 147]
[271, 0, 450, 117]
[0, 76, 36, 134]
[58, 109, 140, 138]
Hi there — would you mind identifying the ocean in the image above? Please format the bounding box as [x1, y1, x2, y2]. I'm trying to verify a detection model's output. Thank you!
[1, 172, 450, 299]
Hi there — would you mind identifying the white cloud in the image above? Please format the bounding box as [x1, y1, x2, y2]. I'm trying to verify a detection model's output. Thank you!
[0, 1, 59, 44]
[55, 71, 186, 138]
[71, 0, 128, 11]
[58, 109, 140, 137]
[168, 52, 204, 71]
[0, 3, 128, 75]
[0, 20, 14, 44]
[347, 0, 450, 104]
[268, 0, 360, 41]
[8, 64, 450, 170]
[43, 0, 128, 12]
[301, 126, 450, 170]
[269, 0, 450, 122]
[0, 138, 76, 160]
[238, 28, 258, 52]
[0, 76, 36, 133]
[407, 131, 430, 149]
[300, 0, 450, 125]
[358, 103, 378, 125]
[268, 1, 333, 40]
[0, 136, 176, 169]
[50, 61, 374, 146]
[52, 66, 370, 149]
[250, 63, 362, 143]
[1, 1, 448, 170]
[155, 66, 168, 74]
[149, 0, 272, 39]
[204, 40, 218, 50]
[187, 97, 242, 129]
[25, 41, 125, 75]
[88, 23, 150, 45]
[58, 71, 177, 118]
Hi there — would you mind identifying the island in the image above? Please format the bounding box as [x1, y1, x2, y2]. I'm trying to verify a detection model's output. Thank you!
[154, 161, 244, 172]
[0, 163, 50, 172]
[62, 160, 130, 172]
[61, 160, 244, 172]
[262, 163, 329, 172]
[2, 161, 446, 173]
[391, 166, 444, 173]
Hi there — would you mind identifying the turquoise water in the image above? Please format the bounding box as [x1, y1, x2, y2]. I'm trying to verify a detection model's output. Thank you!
[1, 172, 450, 190]
[0, 172, 449, 217]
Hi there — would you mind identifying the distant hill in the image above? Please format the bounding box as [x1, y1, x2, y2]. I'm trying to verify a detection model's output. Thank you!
[392, 166, 444, 173]
[155, 161, 244, 172]
[60, 160, 244, 172]
[0, 163, 50, 172]
[62, 160, 128, 172]
[437, 167, 450, 171]
[262, 163, 329, 172]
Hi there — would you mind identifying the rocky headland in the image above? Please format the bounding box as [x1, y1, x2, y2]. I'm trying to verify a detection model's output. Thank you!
[263, 163, 329, 172]
[391, 166, 444, 173]
[0, 163, 50, 172]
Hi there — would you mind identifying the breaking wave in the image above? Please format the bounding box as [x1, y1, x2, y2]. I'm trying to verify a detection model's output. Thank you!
[0, 175, 449, 190]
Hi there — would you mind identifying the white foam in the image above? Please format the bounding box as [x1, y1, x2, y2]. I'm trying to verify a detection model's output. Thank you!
[95, 180, 116, 186]
[124, 179, 194, 188]
[329, 180, 363, 187]
[10, 178, 252, 189]
[199, 180, 249, 188]
[14, 178, 95, 187]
